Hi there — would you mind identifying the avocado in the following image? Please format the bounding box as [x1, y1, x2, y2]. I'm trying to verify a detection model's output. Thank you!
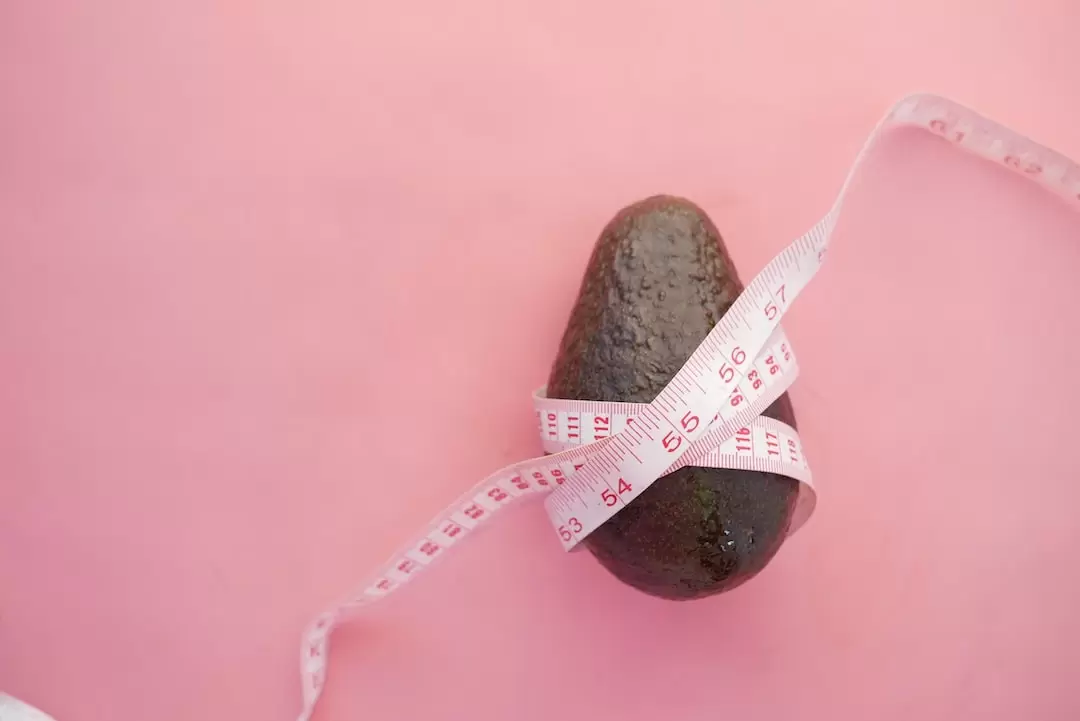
[546, 195, 800, 600]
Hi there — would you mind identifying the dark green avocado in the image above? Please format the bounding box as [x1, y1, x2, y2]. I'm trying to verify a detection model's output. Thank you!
[546, 195, 800, 600]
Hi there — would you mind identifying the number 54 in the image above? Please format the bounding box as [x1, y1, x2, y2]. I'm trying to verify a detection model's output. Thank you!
[601, 479, 634, 506]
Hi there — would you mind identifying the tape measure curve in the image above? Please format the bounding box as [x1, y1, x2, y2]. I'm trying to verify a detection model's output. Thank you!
[295, 94, 1080, 721]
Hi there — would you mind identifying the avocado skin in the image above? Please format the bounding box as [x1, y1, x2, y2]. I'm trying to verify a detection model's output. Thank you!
[546, 195, 800, 600]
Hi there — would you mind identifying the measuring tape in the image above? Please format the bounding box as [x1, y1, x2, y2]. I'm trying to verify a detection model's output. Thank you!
[294, 94, 1080, 721]
[0, 695, 57, 721]
[537, 326, 815, 549]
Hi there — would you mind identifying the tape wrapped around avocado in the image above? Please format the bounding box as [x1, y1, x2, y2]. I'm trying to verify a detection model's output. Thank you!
[545, 196, 800, 600]
[294, 95, 1080, 721]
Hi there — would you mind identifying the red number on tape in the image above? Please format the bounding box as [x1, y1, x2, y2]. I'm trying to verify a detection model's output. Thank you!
[573, 462, 586, 472]
[594, 415, 610, 438]
[559, 526, 572, 542]
[736, 427, 751, 453]
[602, 489, 617, 506]
[662, 430, 683, 453]
[776, 284, 786, 302]
[747, 370, 763, 390]
[781, 343, 791, 362]
[764, 302, 778, 320]
[464, 504, 485, 520]
[375, 578, 394, 591]
[765, 431, 780, 457]
[766, 356, 780, 375]
[551, 468, 565, 485]
[719, 363, 735, 383]
[730, 392, 745, 407]
[488, 487, 509, 502]
[442, 521, 464, 538]
[397, 559, 418, 575]
[680, 411, 700, 433]
[731, 347, 747, 365]
[567, 415, 580, 439]
[533, 471, 549, 487]
[1004, 155, 1042, 175]
[618, 478, 633, 494]
[511, 476, 529, 491]
[568, 518, 583, 533]
[419, 541, 441, 556]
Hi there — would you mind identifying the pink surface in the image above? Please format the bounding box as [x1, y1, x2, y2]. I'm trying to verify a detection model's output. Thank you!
[3, 2, 1080, 721]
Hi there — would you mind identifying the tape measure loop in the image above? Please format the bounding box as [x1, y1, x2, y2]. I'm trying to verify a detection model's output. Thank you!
[294, 93, 1080, 721]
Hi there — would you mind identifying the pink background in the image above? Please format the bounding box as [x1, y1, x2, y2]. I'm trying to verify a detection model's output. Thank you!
[3, 2, 1080, 720]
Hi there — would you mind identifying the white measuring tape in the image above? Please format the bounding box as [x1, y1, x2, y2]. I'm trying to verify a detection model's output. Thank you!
[294, 94, 1080, 721]
[536, 327, 815, 548]
[0, 695, 57, 721]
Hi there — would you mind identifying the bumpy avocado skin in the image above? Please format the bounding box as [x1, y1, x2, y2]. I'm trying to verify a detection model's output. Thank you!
[546, 195, 800, 600]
